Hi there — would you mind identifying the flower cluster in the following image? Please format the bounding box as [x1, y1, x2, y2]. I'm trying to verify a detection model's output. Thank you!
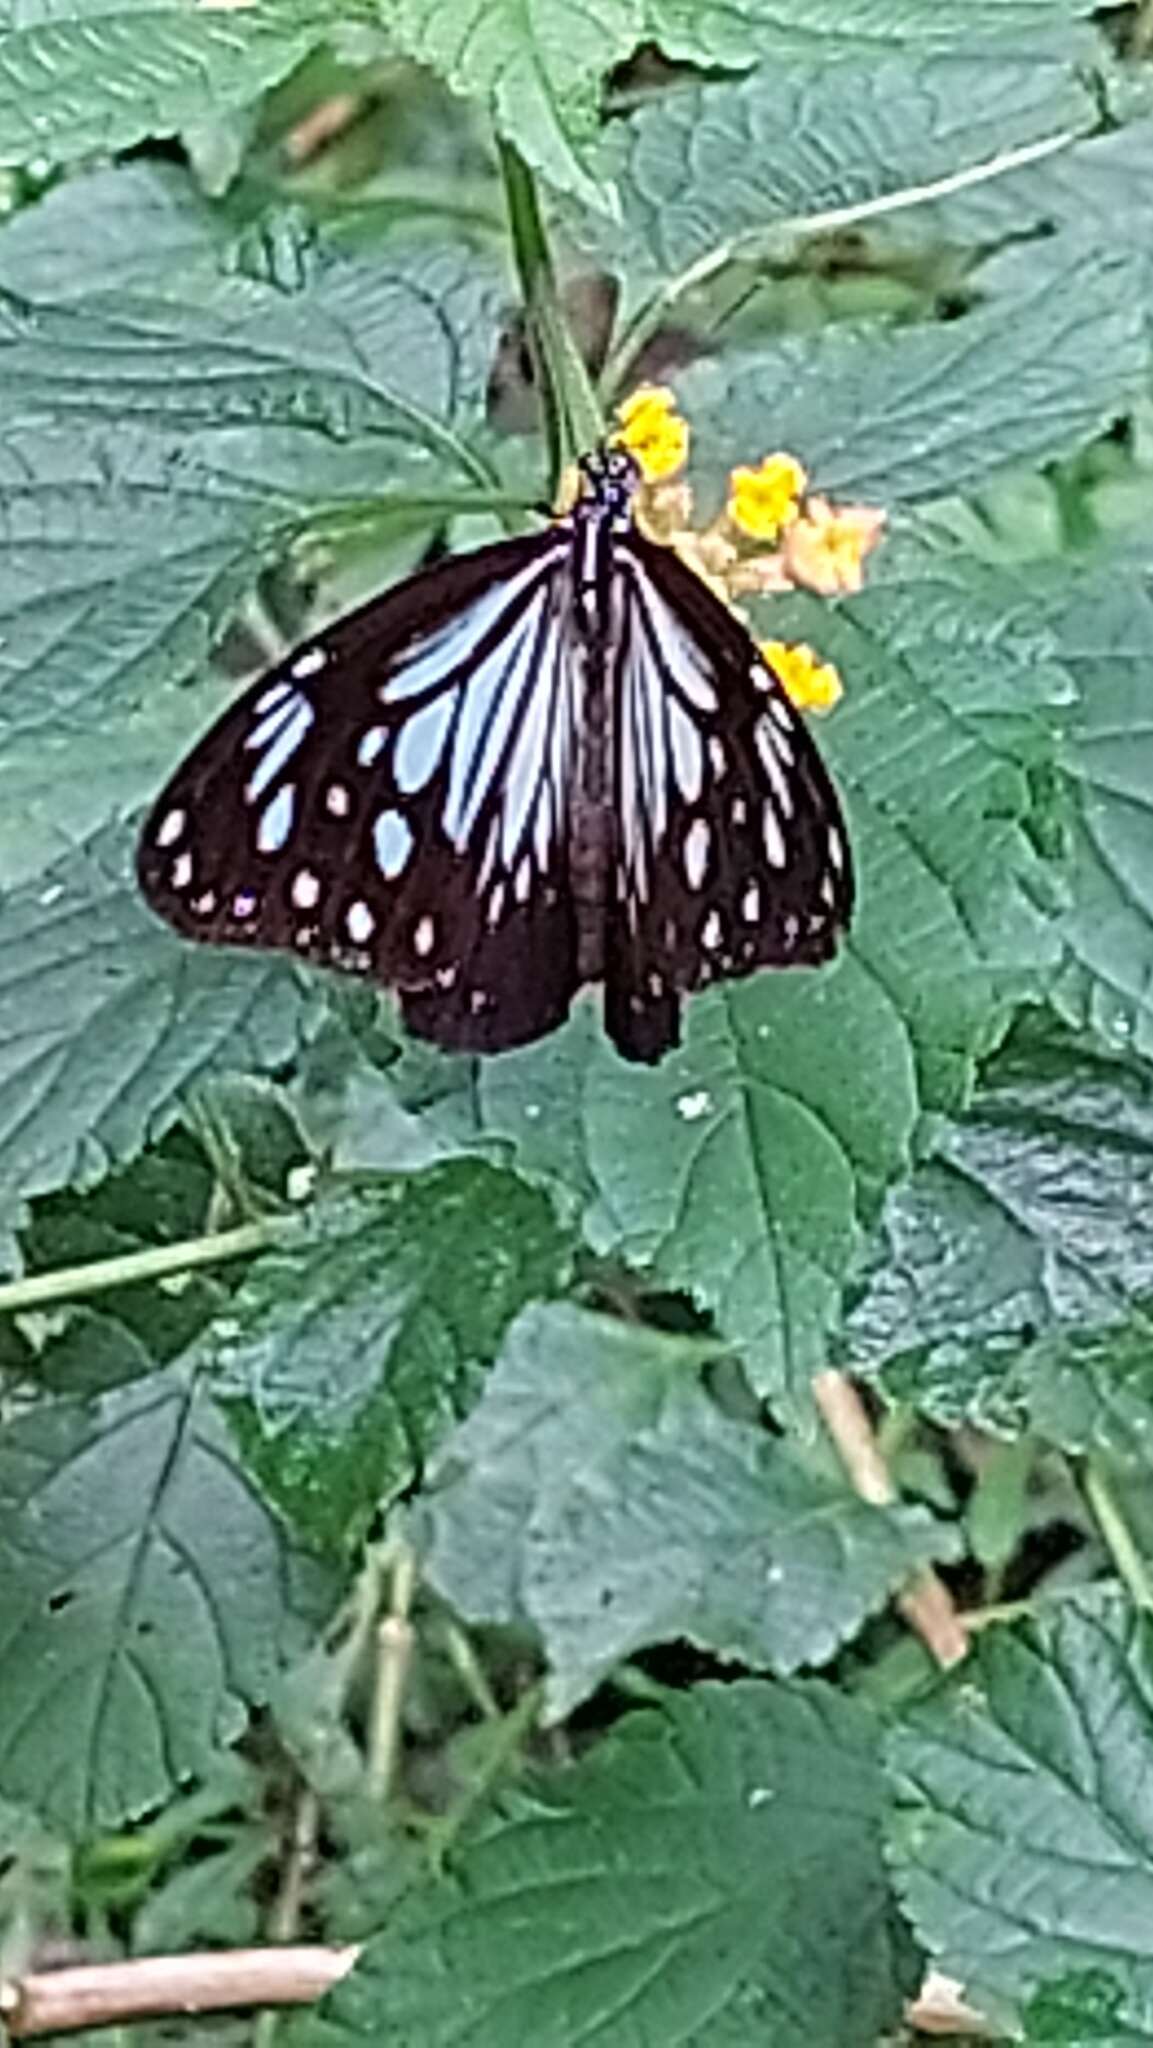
[611, 385, 886, 714]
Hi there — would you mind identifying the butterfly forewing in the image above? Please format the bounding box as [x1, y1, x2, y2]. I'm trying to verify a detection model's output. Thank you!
[137, 529, 585, 1052]
[603, 532, 853, 1061]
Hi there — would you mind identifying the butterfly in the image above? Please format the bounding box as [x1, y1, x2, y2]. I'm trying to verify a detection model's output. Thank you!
[137, 446, 853, 1063]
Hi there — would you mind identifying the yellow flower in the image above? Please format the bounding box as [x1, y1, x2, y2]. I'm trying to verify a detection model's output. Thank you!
[727, 453, 807, 541]
[761, 640, 843, 715]
[613, 385, 689, 482]
[782, 496, 886, 597]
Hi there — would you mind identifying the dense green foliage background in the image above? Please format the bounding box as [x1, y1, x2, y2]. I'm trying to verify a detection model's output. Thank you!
[3, 1, 1153, 2041]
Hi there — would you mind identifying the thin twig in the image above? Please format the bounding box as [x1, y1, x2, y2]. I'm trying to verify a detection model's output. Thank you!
[0, 1223, 279, 1316]
[0, 1947, 359, 2038]
[255, 1788, 322, 2048]
[813, 1370, 967, 1668]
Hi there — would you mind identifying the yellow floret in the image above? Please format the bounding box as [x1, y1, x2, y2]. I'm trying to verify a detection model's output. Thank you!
[613, 385, 690, 481]
[727, 453, 807, 541]
[761, 639, 843, 714]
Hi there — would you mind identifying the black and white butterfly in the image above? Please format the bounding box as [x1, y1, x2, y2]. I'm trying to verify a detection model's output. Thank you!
[138, 447, 852, 1063]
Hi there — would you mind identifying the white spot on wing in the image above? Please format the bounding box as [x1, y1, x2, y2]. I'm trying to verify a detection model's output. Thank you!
[373, 809, 413, 879]
[156, 807, 185, 848]
[291, 647, 327, 680]
[768, 696, 793, 730]
[326, 783, 351, 817]
[257, 784, 295, 854]
[701, 909, 722, 951]
[742, 880, 761, 923]
[347, 900, 375, 944]
[413, 914, 436, 957]
[292, 869, 321, 910]
[514, 855, 532, 904]
[254, 681, 291, 715]
[684, 818, 710, 891]
[232, 889, 257, 919]
[171, 852, 193, 890]
[827, 826, 845, 872]
[357, 726, 387, 768]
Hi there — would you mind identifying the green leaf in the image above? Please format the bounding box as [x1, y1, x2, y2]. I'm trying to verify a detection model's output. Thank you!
[0, 0, 327, 168]
[590, 49, 1094, 283]
[384, 0, 644, 212]
[1025, 1325, 1153, 1470]
[0, 1357, 308, 1837]
[0, 162, 230, 302]
[311, 1681, 915, 2048]
[646, 0, 1099, 66]
[849, 1017, 1153, 1421]
[0, 248, 502, 458]
[1048, 555, 1153, 1062]
[414, 1303, 957, 1715]
[476, 964, 908, 1411]
[675, 246, 1149, 508]
[212, 1163, 572, 1553]
[0, 823, 320, 1232]
[888, 1591, 1153, 2033]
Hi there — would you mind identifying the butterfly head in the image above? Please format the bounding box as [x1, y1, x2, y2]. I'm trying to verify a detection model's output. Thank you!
[577, 444, 641, 525]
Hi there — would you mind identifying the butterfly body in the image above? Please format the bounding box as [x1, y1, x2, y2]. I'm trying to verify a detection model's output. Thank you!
[138, 447, 852, 1062]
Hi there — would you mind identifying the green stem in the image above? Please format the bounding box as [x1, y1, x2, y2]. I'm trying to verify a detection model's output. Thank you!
[1131, 0, 1153, 55]
[366, 1543, 418, 1804]
[1084, 1459, 1153, 1610]
[1047, 460, 1099, 551]
[0, 1222, 279, 1315]
[497, 138, 603, 486]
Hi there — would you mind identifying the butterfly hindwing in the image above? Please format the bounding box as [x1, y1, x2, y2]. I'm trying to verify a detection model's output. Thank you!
[137, 529, 583, 1053]
[603, 531, 853, 1061]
